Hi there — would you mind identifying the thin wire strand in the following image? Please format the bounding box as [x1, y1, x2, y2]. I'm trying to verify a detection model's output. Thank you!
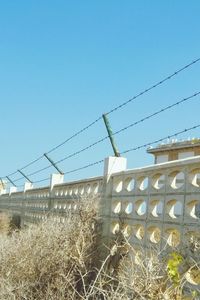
[15, 124, 200, 186]
[26, 160, 104, 183]
[106, 57, 200, 115]
[27, 165, 53, 177]
[121, 124, 200, 154]
[3, 117, 102, 179]
[7, 170, 19, 177]
[44, 91, 200, 168]
[46, 116, 102, 154]
[113, 91, 200, 136]
[64, 159, 104, 175]
[46, 58, 200, 155]
[12, 90, 200, 179]
[21, 137, 109, 178]
[2, 58, 200, 180]
[31, 160, 104, 185]
[56, 136, 108, 164]
[12, 176, 25, 183]
[20, 155, 44, 171]
[34, 177, 50, 184]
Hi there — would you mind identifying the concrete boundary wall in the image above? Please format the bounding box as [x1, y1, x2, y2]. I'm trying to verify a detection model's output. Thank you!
[0, 156, 199, 252]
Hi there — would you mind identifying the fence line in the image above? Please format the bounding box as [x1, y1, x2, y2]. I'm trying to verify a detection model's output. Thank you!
[0, 155, 200, 284]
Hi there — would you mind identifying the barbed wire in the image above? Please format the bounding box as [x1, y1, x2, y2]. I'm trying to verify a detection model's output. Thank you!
[34, 177, 51, 184]
[63, 159, 104, 175]
[20, 155, 44, 171]
[13, 123, 200, 187]
[46, 116, 103, 154]
[106, 58, 200, 115]
[113, 92, 200, 136]
[121, 124, 200, 154]
[12, 176, 25, 183]
[17, 160, 104, 187]
[10, 90, 200, 182]
[1, 58, 200, 183]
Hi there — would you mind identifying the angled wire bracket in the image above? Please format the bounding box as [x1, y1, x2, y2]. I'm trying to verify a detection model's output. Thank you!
[44, 153, 63, 175]
[6, 176, 17, 187]
[102, 114, 120, 157]
[18, 170, 33, 183]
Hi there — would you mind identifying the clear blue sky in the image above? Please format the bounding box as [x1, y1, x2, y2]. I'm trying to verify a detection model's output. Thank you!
[0, 1, 200, 188]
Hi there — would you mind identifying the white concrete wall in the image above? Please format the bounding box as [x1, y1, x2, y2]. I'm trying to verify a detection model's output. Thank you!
[0, 156, 200, 285]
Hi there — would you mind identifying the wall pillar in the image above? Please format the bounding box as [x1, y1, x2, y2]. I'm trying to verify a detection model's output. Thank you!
[24, 182, 33, 192]
[100, 156, 127, 255]
[49, 173, 64, 212]
[9, 187, 17, 195]
[50, 173, 64, 190]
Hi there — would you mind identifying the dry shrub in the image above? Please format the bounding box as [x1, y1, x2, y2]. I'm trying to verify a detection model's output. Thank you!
[0, 212, 10, 235]
[0, 197, 100, 300]
[98, 234, 200, 300]
[0, 198, 199, 300]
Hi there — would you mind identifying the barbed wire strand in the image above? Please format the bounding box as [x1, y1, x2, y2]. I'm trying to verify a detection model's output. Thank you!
[15, 123, 200, 187]
[2, 58, 200, 180]
[12, 90, 200, 180]
[3, 117, 102, 179]
[34, 177, 51, 184]
[106, 58, 200, 115]
[46, 116, 103, 154]
[122, 124, 200, 154]
[113, 91, 200, 136]
[63, 159, 104, 175]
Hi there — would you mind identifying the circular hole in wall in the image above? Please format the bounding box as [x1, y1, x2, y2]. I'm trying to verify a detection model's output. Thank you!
[152, 174, 165, 190]
[185, 267, 200, 285]
[150, 200, 163, 217]
[166, 200, 182, 219]
[73, 186, 78, 195]
[78, 186, 84, 195]
[93, 183, 99, 194]
[187, 200, 200, 219]
[148, 226, 161, 243]
[125, 202, 133, 214]
[86, 184, 91, 194]
[169, 171, 185, 189]
[113, 178, 123, 193]
[135, 200, 147, 216]
[165, 228, 180, 247]
[189, 169, 200, 187]
[111, 222, 120, 234]
[133, 225, 145, 240]
[124, 177, 135, 192]
[112, 201, 121, 214]
[122, 224, 132, 238]
[138, 177, 149, 191]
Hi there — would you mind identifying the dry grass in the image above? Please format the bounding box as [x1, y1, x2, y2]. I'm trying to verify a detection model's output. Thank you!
[0, 197, 101, 300]
[0, 212, 10, 235]
[0, 198, 199, 300]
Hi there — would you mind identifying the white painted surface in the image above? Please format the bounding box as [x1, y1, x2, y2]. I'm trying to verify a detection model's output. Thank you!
[104, 156, 127, 178]
[50, 173, 64, 189]
[156, 154, 168, 164]
[178, 151, 194, 160]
